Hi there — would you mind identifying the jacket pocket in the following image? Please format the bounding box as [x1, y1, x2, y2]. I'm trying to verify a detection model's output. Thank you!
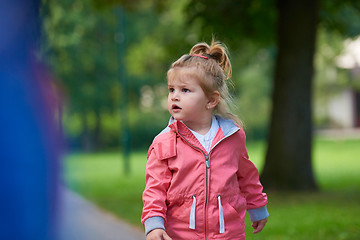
[166, 196, 193, 225]
[217, 194, 246, 234]
[219, 196, 242, 224]
[151, 132, 177, 160]
[228, 194, 246, 214]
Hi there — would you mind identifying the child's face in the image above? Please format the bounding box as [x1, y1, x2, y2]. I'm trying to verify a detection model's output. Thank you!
[167, 68, 211, 127]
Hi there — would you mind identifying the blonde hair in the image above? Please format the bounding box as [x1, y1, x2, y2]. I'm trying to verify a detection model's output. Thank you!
[167, 40, 242, 126]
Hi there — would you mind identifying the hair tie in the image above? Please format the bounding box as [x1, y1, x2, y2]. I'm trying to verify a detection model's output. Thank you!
[192, 54, 208, 60]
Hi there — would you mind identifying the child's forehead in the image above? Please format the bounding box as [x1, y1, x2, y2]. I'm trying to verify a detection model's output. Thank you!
[167, 67, 201, 85]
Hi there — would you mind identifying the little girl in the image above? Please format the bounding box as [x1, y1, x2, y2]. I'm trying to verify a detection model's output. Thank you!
[141, 40, 269, 240]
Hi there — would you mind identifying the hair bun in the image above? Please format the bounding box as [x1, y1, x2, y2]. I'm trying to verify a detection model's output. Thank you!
[190, 40, 232, 80]
[190, 43, 210, 56]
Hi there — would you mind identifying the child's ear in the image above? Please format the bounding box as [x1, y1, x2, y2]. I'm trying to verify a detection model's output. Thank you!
[207, 91, 220, 110]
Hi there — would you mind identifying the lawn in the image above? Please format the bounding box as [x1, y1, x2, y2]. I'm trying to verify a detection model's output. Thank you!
[63, 137, 360, 239]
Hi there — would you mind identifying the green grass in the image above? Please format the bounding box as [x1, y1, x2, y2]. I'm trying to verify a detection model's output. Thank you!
[63, 138, 360, 239]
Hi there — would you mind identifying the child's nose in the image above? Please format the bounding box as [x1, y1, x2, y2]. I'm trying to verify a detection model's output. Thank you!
[171, 91, 179, 101]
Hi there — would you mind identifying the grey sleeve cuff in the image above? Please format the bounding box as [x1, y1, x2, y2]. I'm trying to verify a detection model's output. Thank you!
[247, 205, 269, 222]
[144, 216, 165, 235]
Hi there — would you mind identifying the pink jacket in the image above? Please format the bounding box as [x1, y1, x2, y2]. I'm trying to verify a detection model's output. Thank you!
[142, 116, 268, 240]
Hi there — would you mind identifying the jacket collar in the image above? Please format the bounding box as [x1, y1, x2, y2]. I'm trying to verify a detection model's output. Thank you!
[169, 119, 203, 151]
[214, 115, 240, 138]
[167, 115, 240, 152]
[168, 115, 239, 138]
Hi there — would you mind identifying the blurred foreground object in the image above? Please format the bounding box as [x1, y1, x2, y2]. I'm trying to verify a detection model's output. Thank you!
[0, 0, 61, 239]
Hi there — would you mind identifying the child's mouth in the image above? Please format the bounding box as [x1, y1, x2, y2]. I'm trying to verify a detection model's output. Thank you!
[172, 104, 181, 110]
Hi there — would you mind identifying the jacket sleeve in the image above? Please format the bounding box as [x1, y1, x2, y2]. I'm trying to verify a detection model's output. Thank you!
[236, 129, 269, 220]
[141, 139, 174, 227]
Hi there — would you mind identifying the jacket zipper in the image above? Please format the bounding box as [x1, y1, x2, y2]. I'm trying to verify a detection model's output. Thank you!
[177, 131, 209, 240]
[204, 154, 210, 239]
[177, 127, 239, 239]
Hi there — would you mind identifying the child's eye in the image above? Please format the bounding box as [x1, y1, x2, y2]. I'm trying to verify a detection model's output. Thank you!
[182, 88, 190, 93]
[168, 88, 175, 93]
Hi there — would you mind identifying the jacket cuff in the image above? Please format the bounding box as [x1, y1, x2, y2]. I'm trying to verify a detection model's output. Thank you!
[144, 216, 165, 235]
[247, 205, 269, 222]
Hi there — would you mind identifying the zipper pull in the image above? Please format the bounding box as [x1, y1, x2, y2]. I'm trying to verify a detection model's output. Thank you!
[205, 155, 210, 168]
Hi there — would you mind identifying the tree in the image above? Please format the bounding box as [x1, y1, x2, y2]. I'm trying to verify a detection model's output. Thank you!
[260, 0, 318, 190]
[42, 0, 126, 150]
[42, 0, 360, 180]
[41, 0, 188, 151]
[184, 0, 360, 190]
[184, 0, 318, 190]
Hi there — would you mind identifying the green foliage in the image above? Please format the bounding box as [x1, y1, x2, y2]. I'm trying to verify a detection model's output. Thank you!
[185, 0, 277, 48]
[231, 47, 274, 139]
[42, 0, 123, 150]
[42, 0, 360, 151]
[63, 137, 360, 238]
[128, 107, 169, 150]
[183, 0, 360, 134]
[42, 0, 202, 150]
[321, 0, 360, 37]
[43, 0, 120, 111]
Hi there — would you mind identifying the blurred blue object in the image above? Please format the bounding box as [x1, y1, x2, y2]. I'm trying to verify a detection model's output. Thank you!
[0, 0, 61, 239]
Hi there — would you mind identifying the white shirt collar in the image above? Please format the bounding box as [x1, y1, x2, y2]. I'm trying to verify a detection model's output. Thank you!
[188, 115, 219, 153]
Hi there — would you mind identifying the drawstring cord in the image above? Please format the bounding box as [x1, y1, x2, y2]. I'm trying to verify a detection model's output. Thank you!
[189, 194, 225, 234]
[189, 195, 196, 229]
[218, 195, 225, 233]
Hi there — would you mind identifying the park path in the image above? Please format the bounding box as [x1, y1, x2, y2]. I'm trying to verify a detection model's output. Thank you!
[57, 187, 145, 240]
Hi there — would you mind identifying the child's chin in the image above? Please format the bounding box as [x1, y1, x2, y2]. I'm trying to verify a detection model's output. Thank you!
[172, 116, 183, 121]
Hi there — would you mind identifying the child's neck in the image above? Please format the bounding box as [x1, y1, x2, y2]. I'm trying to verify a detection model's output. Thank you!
[183, 116, 212, 135]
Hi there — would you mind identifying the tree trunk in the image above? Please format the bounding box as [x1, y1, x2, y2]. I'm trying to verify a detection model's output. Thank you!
[260, 0, 319, 190]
